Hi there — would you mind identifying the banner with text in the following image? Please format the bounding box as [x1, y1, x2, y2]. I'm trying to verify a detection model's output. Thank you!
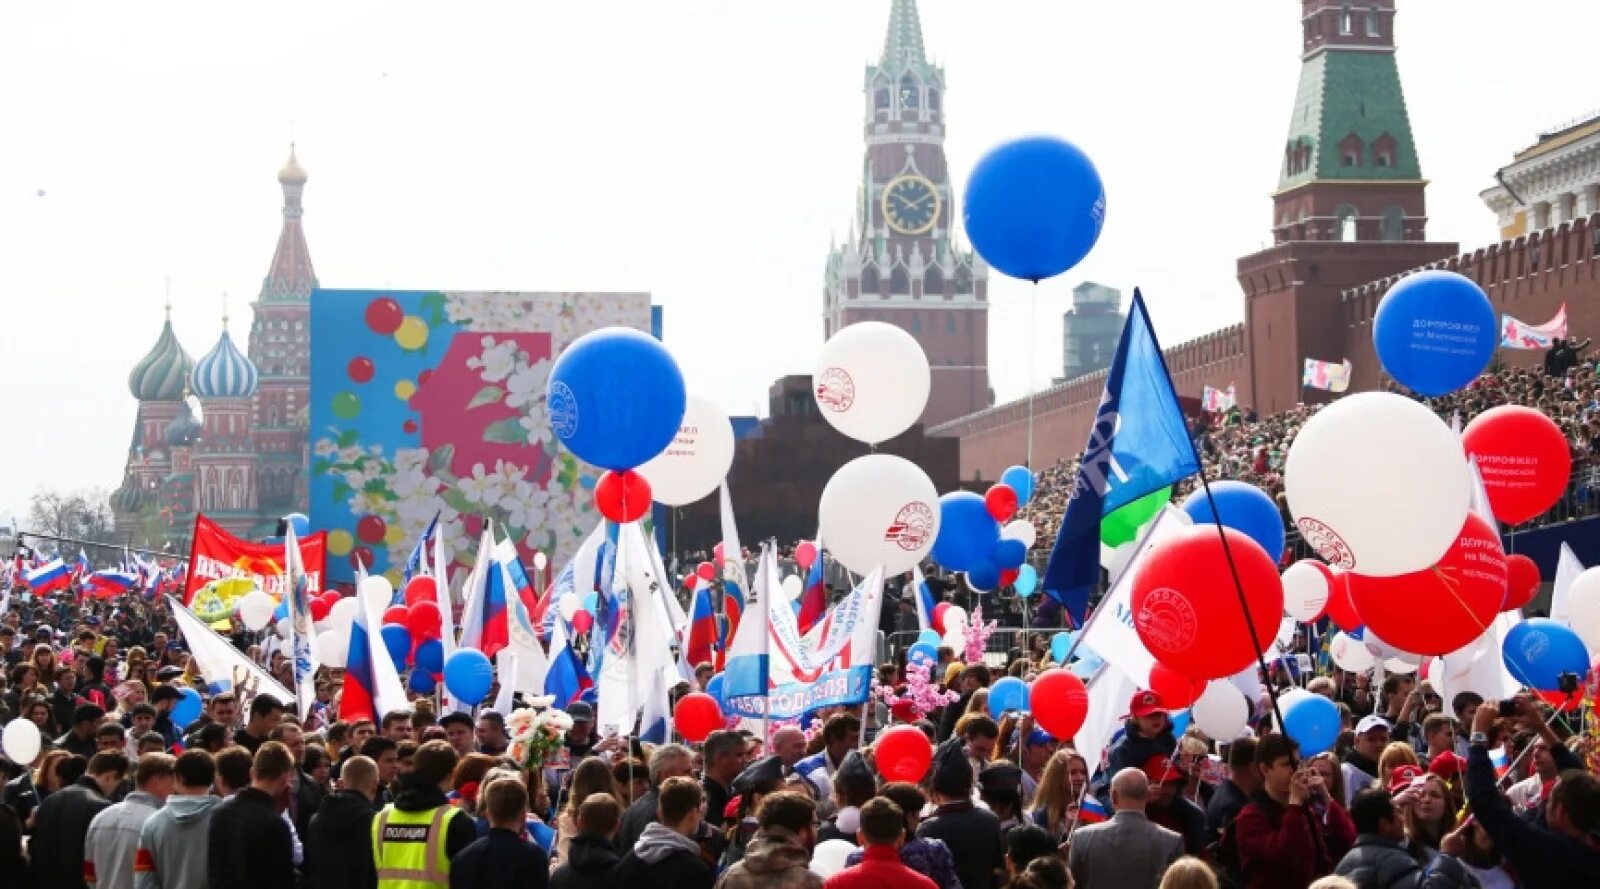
[184, 513, 327, 606]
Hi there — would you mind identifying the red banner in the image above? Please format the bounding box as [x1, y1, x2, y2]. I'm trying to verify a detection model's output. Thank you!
[184, 513, 328, 604]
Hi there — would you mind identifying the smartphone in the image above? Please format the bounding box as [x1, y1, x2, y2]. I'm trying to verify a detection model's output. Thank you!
[1498, 700, 1519, 717]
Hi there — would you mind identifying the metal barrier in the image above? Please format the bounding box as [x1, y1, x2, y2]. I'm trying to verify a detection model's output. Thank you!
[886, 628, 1049, 670]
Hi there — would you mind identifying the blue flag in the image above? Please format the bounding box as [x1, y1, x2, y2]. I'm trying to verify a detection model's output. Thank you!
[1042, 289, 1200, 625]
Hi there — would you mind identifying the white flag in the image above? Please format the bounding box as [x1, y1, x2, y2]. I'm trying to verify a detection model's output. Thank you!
[167, 596, 295, 705]
[1073, 664, 1140, 772]
[1550, 543, 1584, 626]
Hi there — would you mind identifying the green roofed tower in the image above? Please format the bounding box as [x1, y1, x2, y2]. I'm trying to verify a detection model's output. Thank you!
[1273, 1, 1428, 243]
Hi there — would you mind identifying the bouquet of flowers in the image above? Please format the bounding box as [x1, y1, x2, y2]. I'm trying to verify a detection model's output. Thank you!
[506, 707, 573, 772]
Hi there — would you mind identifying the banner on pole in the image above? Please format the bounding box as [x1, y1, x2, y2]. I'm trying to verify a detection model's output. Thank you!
[185, 514, 327, 605]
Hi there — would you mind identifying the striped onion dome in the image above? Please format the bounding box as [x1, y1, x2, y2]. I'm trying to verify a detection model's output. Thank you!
[128, 316, 194, 401]
[191, 327, 259, 399]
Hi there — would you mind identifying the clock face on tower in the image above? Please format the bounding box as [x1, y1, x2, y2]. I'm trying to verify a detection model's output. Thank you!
[881, 174, 941, 236]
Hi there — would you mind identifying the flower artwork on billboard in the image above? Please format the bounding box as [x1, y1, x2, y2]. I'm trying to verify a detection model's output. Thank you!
[308, 291, 654, 584]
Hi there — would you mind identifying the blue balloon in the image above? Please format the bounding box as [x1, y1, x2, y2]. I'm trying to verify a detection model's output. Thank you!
[582, 591, 599, 614]
[917, 629, 942, 647]
[1001, 466, 1035, 505]
[1015, 565, 1039, 598]
[285, 513, 311, 537]
[408, 670, 436, 695]
[170, 686, 202, 728]
[1180, 481, 1287, 562]
[547, 327, 686, 470]
[1502, 618, 1590, 691]
[273, 598, 289, 621]
[1169, 709, 1192, 737]
[414, 638, 444, 675]
[380, 623, 412, 671]
[705, 672, 725, 705]
[991, 538, 1027, 571]
[932, 492, 1002, 572]
[1282, 694, 1340, 754]
[443, 648, 495, 706]
[1049, 631, 1075, 664]
[988, 676, 1030, 720]
[966, 560, 1001, 592]
[907, 643, 939, 670]
[1372, 270, 1496, 396]
[963, 136, 1106, 282]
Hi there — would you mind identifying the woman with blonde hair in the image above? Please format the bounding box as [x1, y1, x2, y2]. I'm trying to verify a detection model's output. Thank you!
[1376, 741, 1420, 780]
[1158, 856, 1219, 889]
[1029, 748, 1091, 840]
[553, 757, 623, 869]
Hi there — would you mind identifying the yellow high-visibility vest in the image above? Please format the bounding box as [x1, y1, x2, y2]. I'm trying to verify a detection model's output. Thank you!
[371, 804, 461, 889]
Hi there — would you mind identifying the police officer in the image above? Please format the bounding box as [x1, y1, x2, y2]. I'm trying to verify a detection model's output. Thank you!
[372, 739, 477, 889]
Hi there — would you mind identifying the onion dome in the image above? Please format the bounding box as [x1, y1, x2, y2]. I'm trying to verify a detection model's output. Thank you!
[166, 399, 202, 447]
[110, 476, 148, 514]
[191, 325, 259, 399]
[128, 311, 195, 402]
[279, 144, 308, 185]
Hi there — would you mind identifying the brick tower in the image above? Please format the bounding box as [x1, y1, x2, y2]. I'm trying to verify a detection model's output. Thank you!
[1237, 0, 1456, 414]
[823, 0, 993, 428]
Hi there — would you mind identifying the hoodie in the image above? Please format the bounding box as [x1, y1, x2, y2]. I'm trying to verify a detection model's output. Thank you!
[716, 829, 824, 889]
[549, 833, 622, 889]
[614, 823, 712, 889]
[304, 790, 377, 889]
[135, 794, 219, 889]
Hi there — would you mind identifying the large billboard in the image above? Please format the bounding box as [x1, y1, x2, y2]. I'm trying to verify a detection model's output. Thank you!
[308, 290, 654, 584]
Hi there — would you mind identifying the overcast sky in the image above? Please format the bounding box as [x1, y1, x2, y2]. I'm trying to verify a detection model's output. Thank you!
[2, 0, 1597, 518]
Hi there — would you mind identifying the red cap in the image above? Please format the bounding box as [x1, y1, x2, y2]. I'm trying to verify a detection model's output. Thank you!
[890, 700, 918, 723]
[1427, 752, 1466, 780]
[1128, 690, 1166, 719]
[1387, 765, 1425, 793]
[1143, 754, 1187, 785]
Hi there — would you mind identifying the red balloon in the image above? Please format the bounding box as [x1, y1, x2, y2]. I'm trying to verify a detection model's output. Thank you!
[1030, 669, 1090, 740]
[696, 561, 717, 582]
[320, 592, 342, 609]
[673, 692, 724, 743]
[406, 601, 443, 640]
[875, 724, 933, 783]
[1325, 571, 1362, 633]
[984, 484, 1019, 522]
[794, 540, 818, 570]
[1000, 567, 1020, 589]
[594, 470, 652, 523]
[571, 610, 594, 634]
[404, 576, 438, 607]
[1538, 688, 1583, 713]
[1462, 405, 1572, 524]
[1347, 513, 1506, 656]
[1132, 526, 1284, 680]
[350, 547, 375, 571]
[356, 515, 388, 545]
[365, 297, 404, 334]
[933, 602, 951, 635]
[309, 597, 331, 622]
[713, 542, 726, 564]
[382, 604, 410, 625]
[1148, 662, 1205, 710]
[347, 357, 375, 383]
[1505, 554, 1540, 612]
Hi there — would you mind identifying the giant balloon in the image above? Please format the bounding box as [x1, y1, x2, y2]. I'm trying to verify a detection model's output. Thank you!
[547, 326, 686, 470]
[963, 136, 1106, 282]
[1131, 526, 1284, 680]
[818, 454, 939, 575]
[931, 491, 1001, 572]
[636, 394, 735, 506]
[812, 321, 930, 445]
[1565, 566, 1600, 651]
[1285, 392, 1468, 576]
[1281, 560, 1332, 622]
[1502, 618, 1590, 691]
[1329, 631, 1376, 672]
[1462, 405, 1572, 525]
[1372, 270, 1497, 396]
[1181, 481, 1286, 563]
[1347, 513, 1506, 656]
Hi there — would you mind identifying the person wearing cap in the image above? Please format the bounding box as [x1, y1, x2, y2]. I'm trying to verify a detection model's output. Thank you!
[976, 763, 1026, 833]
[1141, 755, 1208, 856]
[1343, 715, 1390, 808]
[1104, 691, 1176, 800]
[917, 738, 1004, 889]
[1066, 767, 1183, 889]
[144, 685, 184, 749]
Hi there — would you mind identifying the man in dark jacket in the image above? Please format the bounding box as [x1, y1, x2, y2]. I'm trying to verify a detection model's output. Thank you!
[1206, 738, 1260, 840]
[1235, 734, 1356, 889]
[56, 703, 106, 759]
[207, 741, 296, 889]
[1143, 755, 1209, 856]
[450, 779, 547, 889]
[613, 777, 712, 889]
[305, 754, 379, 889]
[1334, 788, 1474, 889]
[29, 751, 128, 889]
[550, 795, 623, 889]
[1466, 698, 1600, 888]
[917, 739, 1003, 889]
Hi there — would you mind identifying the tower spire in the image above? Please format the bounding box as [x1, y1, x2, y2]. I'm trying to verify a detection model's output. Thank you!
[261, 144, 318, 303]
[881, 0, 927, 70]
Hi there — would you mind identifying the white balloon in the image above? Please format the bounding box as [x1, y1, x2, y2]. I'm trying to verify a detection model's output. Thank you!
[636, 394, 736, 506]
[813, 322, 931, 444]
[237, 589, 275, 632]
[276, 617, 293, 640]
[1002, 520, 1038, 549]
[1330, 631, 1376, 672]
[326, 596, 358, 631]
[1565, 566, 1600, 651]
[2, 718, 42, 765]
[317, 628, 349, 668]
[944, 606, 968, 630]
[1358, 628, 1413, 662]
[558, 593, 581, 621]
[781, 574, 804, 601]
[360, 576, 395, 613]
[1281, 561, 1331, 622]
[1192, 680, 1250, 741]
[817, 454, 940, 575]
[1384, 657, 1420, 674]
[533, 552, 549, 571]
[941, 629, 966, 653]
[1285, 392, 1468, 577]
[809, 839, 857, 878]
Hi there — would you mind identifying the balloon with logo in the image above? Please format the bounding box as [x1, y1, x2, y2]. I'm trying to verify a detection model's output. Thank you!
[1286, 392, 1468, 576]
[443, 648, 494, 706]
[1101, 487, 1170, 547]
[988, 676, 1030, 719]
[1372, 270, 1497, 395]
[963, 135, 1106, 282]
[1132, 526, 1284, 680]
[932, 491, 1001, 573]
[818, 454, 939, 575]
[1181, 481, 1286, 562]
[1502, 619, 1590, 691]
[1329, 632, 1376, 672]
[875, 725, 934, 783]
[547, 326, 687, 470]
[1346, 513, 1506, 656]
[635, 393, 735, 506]
[1462, 406, 1573, 524]
[1030, 669, 1090, 739]
[813, 322, 930, 445]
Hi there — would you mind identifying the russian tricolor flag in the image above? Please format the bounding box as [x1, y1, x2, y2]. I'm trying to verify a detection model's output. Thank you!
[478, 551, 512, 662]
[341, 586, 382, 724]
[1078, 794, 1111, 825]
[25, 558, 71, 595]
[718, 482, 748, 666]
[85, 570, 138, 600]
[684, 577, 718, 668]
[73, 549, 91, 581]
[544, 616, 593, 707]
[796, 547, 828, 635]
[911, 566, 937, 633]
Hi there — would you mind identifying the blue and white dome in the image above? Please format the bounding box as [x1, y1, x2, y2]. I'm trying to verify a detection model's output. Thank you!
[191, 328, 259, 399]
